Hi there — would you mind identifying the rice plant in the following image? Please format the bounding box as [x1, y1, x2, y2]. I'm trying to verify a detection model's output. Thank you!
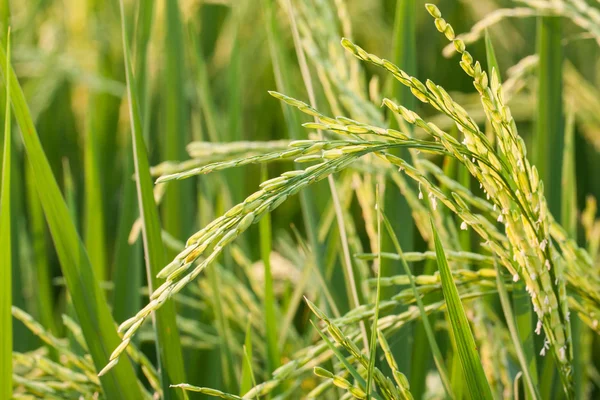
[2, 0, 600, 399]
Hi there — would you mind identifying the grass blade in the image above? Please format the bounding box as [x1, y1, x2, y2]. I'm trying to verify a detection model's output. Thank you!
[561, 111, 576, 240]
[228, 4, 242, 145]
[61, 158, 78, 224]
[113, 0, 151, 333]
[0, 22, 143, 400]
[535, 15, 564, 397]
[562, 112, 585, 399]
[0, 29, 11, 400]
[163, 0, 193, 250]
[262, 0, 330, 312]
[84, 107, 108, 281]
[239, 320, 255, 396]
[365, 186, 382, 398]
[24, 160, 58, 336]
[206, 264, 235, 391]
[111, 0, 150, 328]
[188, 23, 218, 143]
[116, 1, 187, 398]
[384, 0, 416, 286]
[134, 0, 154, 109]
[382, 213, 453, 398]
[534, 16, 564, 217]
[494, 261, 541, 400]
[484, 30, 499, 79]
[431, 218, 493, 400]
[111, 137, 142, 324]
[387, 0, 416, 378]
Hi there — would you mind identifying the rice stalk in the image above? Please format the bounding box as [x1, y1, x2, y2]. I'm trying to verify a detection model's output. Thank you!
[108, 3, 187, 399]
[0, 29, 11, 400]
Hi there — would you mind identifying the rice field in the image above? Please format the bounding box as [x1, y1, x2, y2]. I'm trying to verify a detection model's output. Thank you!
[1, 0, 600, 399]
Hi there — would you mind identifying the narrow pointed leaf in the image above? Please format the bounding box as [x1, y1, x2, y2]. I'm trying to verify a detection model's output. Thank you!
[239, 321, 254, 396]
[484, 30, 499, 78]
[382, 212, 453, 398]
[366, 188, 383, 397]
[207, 266, 235, 390]
[0, 30, 12, 400]
[535, 16, 563, 217]
[25, 160, 58, 336]
[84, 110, 107, 281]
[562, 112, 584, 399]
[117, 1, 187, 398]
[163, 0, 193, 247]
[382, 0, 415, 302]
[431, 219, 493, 400]
[535, 16, 564, 398]
[112, 137, 142, 324]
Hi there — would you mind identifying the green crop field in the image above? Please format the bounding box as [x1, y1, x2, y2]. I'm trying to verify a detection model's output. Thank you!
[1, 0, 600, 398]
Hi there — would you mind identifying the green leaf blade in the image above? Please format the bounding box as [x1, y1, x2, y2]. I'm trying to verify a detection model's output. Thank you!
[0, 29, 12, 400]
[239, 320, 255, 396]
[118, 2, 187, 399]
[386, 0, 417, 379]
[162, 0, 193, 248]
[84, 112, 108, 281]
[431, 219, 493, 400]
[535, 16, 564, 218]
[535, 16, 566, 398]
[111, 136, 142, 325]
[382, 212, 453, 398]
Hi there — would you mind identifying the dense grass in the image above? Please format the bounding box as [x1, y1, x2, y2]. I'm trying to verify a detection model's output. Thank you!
[2, 0, 600, 399]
